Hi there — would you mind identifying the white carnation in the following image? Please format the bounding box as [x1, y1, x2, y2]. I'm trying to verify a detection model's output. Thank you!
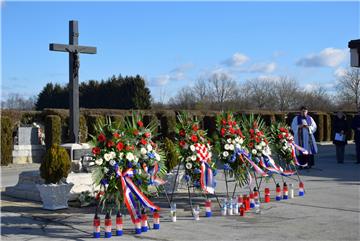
[255, 145, 262, 150]
[119, 152, 124, 159]
[190, 145, 196, 152]
[239, 138, 244, 144]
[235, 144, 241, 149]
[261, 141, 266, 147]
[133, 156, 138, 164]
[207, 144, 211, 150]
[227, 138, 232, 144]
[95, 158, 103, 166]
[223, 151, 229, 157]
[109, 151, 116, 159]
[140, 148, 147, 155]
[155, 153, 161, 161]
[146, 144, 153, 152]
[208, 152, 212, 158]
[109, 160, 116, 166]
[104, 153, 111, 162]
[224, 144, 230, 150]
[252, 149, 257, 155]
[126, 152, 134, 161]
[191, 155, 197, 161]
[186, 162, 192, 169]
[229, 144, 234, 151]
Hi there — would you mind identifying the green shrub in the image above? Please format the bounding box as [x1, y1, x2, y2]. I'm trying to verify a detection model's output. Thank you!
[40, 144, 71, 184]
[1, 117, 13, 166]
[317, 113, 324, 142]
[163, 137, 180, 172]
[324, 114, 331, 142]
[156, 111, 176, 138]
[45, 115, 61, 150]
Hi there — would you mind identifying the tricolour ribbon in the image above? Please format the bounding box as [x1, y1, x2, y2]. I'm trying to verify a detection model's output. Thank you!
[237, 148, 268, 177]
[290, 143, 308, 167]
[142, 162, 166, 186]
[194, 143, 214, 194]
[262, 155, 296, 176]
[116, 167, 160, 223]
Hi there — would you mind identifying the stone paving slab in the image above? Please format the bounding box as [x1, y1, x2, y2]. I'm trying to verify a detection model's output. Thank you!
[1, 144, 359, 240]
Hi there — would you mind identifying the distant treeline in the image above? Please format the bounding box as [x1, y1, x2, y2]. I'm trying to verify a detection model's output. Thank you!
[35, 75, 152, 110]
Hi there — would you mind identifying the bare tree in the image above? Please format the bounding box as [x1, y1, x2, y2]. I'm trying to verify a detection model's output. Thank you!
[193, 78, 209, 103]
[242, 78, 277, 110]
[168, 86, 197, 109]
[337, 68, 360, 110]
[274, 76, 299, 111]
[207, 72, 238, 110]
[1, 93, 36, 110]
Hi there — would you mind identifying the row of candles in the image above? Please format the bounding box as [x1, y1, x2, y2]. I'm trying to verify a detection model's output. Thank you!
[93, 182, 305, 238]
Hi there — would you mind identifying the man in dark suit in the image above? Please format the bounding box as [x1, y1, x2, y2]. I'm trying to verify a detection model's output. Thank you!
[351, 108, 360, 164]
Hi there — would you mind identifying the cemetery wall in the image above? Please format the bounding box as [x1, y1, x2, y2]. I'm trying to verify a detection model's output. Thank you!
[1, 108, 356, 165]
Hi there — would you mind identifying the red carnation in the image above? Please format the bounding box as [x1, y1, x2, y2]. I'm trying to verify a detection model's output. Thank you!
[191, 135, 198, 142]
[248, 142, 254, 148]
[97, 133, 106, 142]
[179, 129, 186, 136]
[137, 120, 144, 127]
[107, 140, 114, 148]
[264, 139, 269, 144]
[140, 138, 147, 145]
[278, 134, 283, 139]
[255, 137, 260, 143]
[92, 147, 101, 155]
[221, 119, 227, 125]
[179, 140, 186, 147]
[144, 132, 151, 138]
[113, 132, 120, 139]
[192, 125, 199, 132]
[249, 129, 255, 135]
[279, 127, 286, 132]
[229, 127, 235, 134]
[126, 145, 135, 151]
[233, 121, 237, 125]
[133, 129, 139, 136]
[220, 128, 226, 136]
[116, 142, 124, 151]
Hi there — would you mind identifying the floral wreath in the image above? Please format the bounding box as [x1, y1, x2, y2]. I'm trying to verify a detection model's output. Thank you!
[175, 112, 216, 194]
[214, 112, 249, 186]
[91, 114, 166, 223]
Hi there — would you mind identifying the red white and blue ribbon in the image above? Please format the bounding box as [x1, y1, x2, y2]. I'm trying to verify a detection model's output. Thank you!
[290, 143, 309, 167]
[142, 162, 166, 186]
[237, 149, 268, 177]
[194, 143, 215, 194]
[116, 167, 160, 223]
[262, 155, 296, 176]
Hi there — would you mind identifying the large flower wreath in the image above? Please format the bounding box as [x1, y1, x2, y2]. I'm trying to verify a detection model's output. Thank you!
[91, 114, 166, 223]
[270, 122, 307, 169]
[242, 115, 293, 177]
[214, 112, 249, 186]
[175, 112, 216, 194]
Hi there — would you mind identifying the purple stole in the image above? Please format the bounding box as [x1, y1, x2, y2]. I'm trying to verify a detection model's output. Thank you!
[296, 115, 316, 155]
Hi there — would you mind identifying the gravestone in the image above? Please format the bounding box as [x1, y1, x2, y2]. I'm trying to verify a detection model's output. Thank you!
[12, 126, 45, 164]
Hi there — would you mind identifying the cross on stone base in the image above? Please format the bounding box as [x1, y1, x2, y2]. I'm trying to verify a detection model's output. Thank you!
[49, 20, 97, 143]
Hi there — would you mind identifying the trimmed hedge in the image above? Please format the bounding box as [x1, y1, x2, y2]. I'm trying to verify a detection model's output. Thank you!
[324, 114, 331, 142]
[1, 116, 13, 166]
[45, 115, 61, 150]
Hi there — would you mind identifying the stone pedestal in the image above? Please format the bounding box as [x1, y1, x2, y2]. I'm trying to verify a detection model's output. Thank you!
[5, 170, 44, 201]
[66, 172, 99, 201]
[12, 145, 45, 164]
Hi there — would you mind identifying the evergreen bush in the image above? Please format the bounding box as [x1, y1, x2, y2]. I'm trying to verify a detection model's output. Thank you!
[1, 117, 13, 166]
[40, 144, 71, 184]
[45, 115, 61, 150]
[163, 137, 180, 172]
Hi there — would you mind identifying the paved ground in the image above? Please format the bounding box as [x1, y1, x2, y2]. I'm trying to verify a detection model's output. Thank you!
[1, 143, 359, 241]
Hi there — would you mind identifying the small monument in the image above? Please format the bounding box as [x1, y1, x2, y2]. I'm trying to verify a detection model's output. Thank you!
[12, 124, 45, 164]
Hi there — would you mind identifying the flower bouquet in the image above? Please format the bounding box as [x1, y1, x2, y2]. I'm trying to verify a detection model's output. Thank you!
[91, 114, 166, 223]
[214, 112, 249, 187]
[270, 122, 307, 169]
[175, 112, 216, 194]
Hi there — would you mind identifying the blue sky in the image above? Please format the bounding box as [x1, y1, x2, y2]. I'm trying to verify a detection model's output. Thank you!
[1, 1, 359, 102]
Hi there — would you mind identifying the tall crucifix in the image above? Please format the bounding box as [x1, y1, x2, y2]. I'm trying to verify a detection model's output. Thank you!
[49, 20, 97, 143]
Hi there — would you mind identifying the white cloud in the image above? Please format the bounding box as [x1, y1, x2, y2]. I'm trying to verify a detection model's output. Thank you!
[296, 48, 348, 67]
[247, 62, 277, 73]
[150, 63, 194, 86]
[223, 52, 249, 67]
[151, 75, 171, 86]
[334, 67, 347, 78]
[303, 82, 335, 92]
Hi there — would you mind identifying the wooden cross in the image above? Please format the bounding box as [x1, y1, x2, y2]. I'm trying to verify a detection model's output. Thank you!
[49, 20, 97, 143]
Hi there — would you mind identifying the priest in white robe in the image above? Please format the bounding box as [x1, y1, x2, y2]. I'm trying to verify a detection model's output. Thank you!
[291, 106, 318, 168]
